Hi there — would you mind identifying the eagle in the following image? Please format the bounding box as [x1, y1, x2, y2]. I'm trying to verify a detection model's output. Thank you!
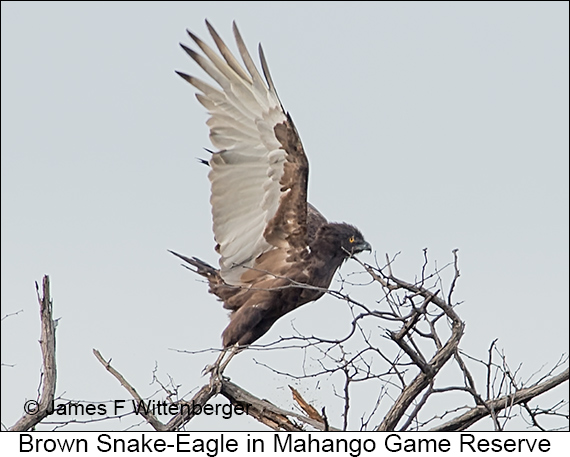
[173, 21, 371, 354]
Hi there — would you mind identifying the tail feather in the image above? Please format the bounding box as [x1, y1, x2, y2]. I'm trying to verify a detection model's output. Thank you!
[169, 249, 240, 304]
[169, 249, 243, 308]
[168, 250, 220, 279]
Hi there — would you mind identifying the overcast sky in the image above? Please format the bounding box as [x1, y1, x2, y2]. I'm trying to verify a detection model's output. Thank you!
[1, 2, 568, 431]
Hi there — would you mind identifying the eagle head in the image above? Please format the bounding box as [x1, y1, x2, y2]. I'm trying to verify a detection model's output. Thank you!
[313, 223, 371, 258]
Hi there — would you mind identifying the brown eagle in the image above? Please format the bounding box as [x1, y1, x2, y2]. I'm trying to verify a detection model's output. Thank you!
[173, 21, 371, 350]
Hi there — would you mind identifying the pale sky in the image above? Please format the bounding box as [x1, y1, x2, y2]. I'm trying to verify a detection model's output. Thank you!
[1, 2, 568, 431]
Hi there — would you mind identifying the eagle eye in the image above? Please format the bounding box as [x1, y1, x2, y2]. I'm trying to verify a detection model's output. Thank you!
[349, 236, 355, 243]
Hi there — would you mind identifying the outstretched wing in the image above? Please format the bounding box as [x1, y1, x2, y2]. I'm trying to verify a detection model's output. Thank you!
[177, 21, 309, 285]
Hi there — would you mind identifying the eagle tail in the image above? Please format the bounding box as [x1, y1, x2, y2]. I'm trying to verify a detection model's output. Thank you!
[168, 249, 237, 306]
[168, 250, 218, 278]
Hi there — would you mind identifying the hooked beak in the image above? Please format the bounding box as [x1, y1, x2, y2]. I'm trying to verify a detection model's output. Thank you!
[354, 240, 372, 254]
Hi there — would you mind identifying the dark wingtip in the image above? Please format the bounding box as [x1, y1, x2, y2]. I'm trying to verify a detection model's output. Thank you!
[179, 42, 198, 59]
[186, 28, 204, 47]
[205, 18, 216, 35]
[232, 20, 241, 37]
[175, 70, 192, 84]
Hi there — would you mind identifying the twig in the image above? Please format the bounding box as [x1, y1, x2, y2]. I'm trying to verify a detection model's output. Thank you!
[1, 309, 24, 321]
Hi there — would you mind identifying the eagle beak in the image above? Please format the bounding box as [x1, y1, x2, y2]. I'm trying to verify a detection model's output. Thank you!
[355, 241, 372, 254]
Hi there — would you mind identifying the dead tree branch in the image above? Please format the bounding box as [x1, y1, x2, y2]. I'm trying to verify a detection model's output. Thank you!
[431, 368, 569, 431]
[11, 276, 57, 431]
[93, 349, 331, 431]
[221, 381, 335, 431]
[93, 349, 171, 431]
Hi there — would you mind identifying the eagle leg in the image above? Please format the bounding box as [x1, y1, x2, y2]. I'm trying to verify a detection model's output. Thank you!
[203, 343, 242, 389]
[218, 343, 242, 374]
[202, 350, 226, 377]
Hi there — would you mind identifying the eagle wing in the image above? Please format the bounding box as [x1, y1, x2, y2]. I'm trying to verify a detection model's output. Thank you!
[177, 21, 309, 286]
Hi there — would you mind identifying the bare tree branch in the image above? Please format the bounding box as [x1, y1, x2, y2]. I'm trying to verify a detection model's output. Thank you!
[430, 368, 569, 431]
[11, 252, 568, 432]
[376, 315, 465, 430]
[11, 276, 57, 431]
[220, 381, 333, 431]
[93, 349, 170, 431]
[93, 348, 332, 431]
[374, 269, 465, 430]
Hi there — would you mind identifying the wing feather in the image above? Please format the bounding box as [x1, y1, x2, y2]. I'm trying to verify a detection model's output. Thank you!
[231, 23, 268, 93]
[258, 44, 282, 107]
[178, 21, 309, 285]
[205, 20, 252, 84]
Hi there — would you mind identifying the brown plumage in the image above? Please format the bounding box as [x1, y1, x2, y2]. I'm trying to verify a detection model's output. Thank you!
[173, 21, 371, 348]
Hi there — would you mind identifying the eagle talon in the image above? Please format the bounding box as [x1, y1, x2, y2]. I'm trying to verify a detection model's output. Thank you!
[208, 373, 223, 393]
